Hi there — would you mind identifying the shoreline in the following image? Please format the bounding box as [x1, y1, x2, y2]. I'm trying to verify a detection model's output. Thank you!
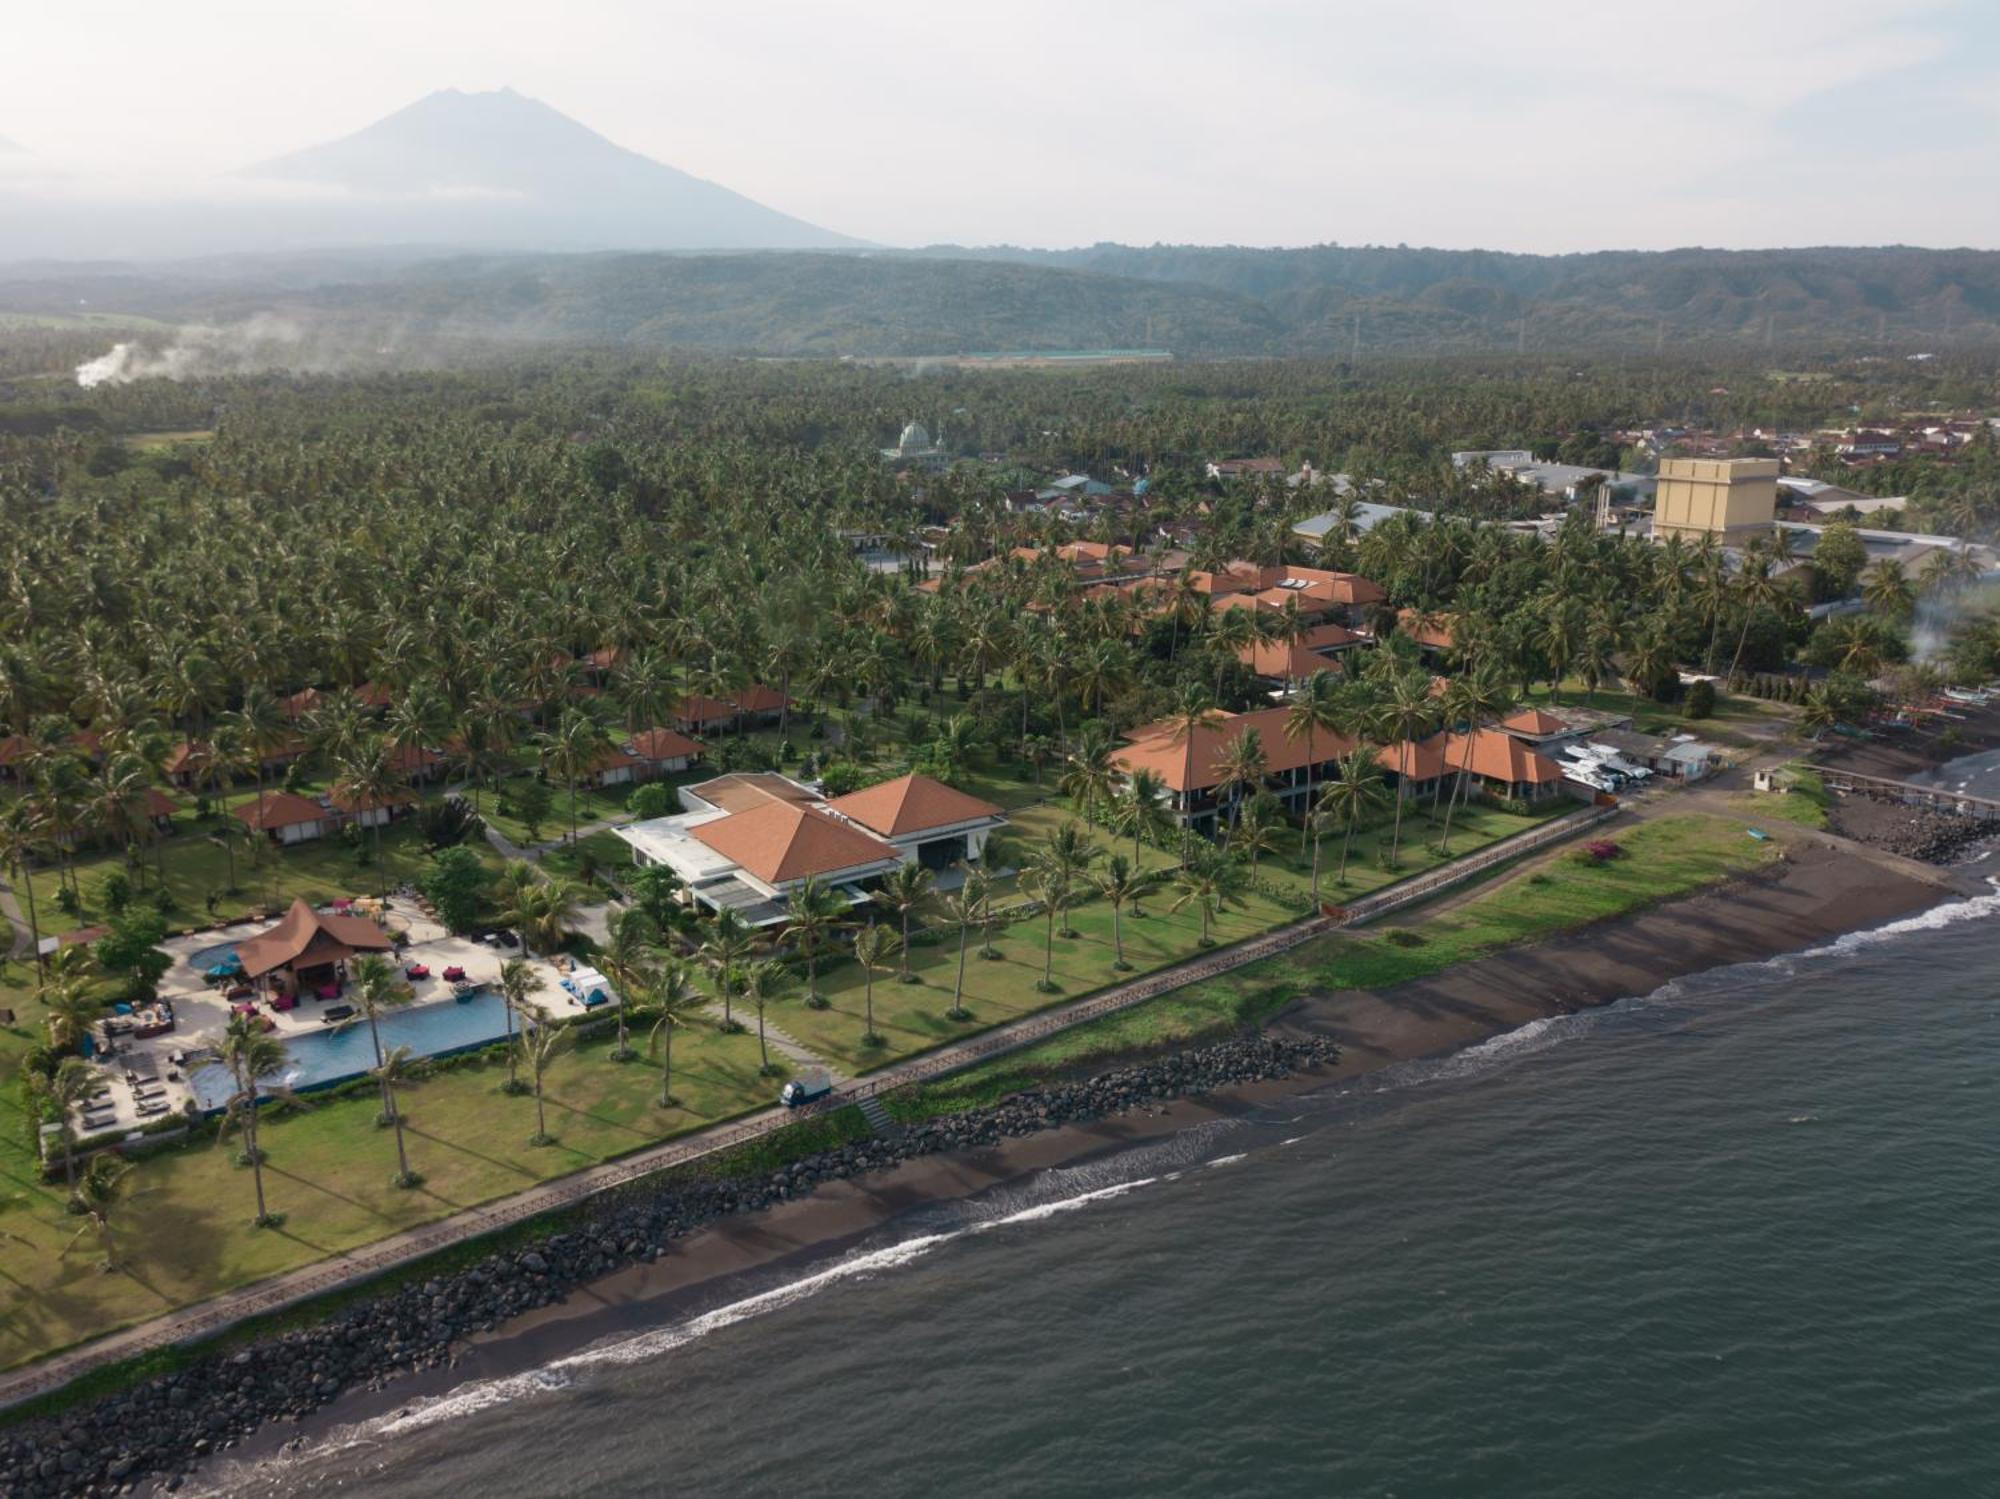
[215, 833, 1968, 1475]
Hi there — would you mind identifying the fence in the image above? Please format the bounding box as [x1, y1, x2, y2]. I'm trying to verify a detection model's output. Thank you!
[1815, 765, 2000, 822]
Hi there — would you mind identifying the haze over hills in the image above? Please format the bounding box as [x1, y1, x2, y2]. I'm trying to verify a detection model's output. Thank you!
[3, 88, 1998, 356]
[241, 88, 858, 251]
[0, 87, 858, 258]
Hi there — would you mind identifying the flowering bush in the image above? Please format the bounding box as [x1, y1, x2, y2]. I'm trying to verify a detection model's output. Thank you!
[1580, 839, 1624, 864]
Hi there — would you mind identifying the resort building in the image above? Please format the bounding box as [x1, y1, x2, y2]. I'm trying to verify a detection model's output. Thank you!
[674, 686, 791, 736]
[614, 771, 1006, 927]
[1430, 729, 1568, 802]
[1237, 622, 1367, 689]
[1192, 562, 1386, 626]
[627, 727, 707, 776]
[234, 897, 394, 1002]
[233, 791, 335, 845]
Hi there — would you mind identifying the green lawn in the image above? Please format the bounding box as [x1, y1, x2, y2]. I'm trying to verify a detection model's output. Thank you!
[1729, 766, 1829, 829]
[892, 812, 1776, 1118]
[25, 823, 503, 938]
[0, 1015, 781, 1370]
[538, 830, 638, 888]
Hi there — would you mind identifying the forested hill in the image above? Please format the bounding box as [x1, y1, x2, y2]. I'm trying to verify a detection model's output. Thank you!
[918, 243, 2000, 351]
[4, 243, 1999, 357]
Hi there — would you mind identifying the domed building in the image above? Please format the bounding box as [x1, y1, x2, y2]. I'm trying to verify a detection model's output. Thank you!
[882, 419, 947, 466]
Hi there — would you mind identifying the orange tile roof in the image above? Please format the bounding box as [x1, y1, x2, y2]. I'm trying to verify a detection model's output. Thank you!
[1397, 609, 1457, 650]
[734, 684, 790, 715]
[1112, 708, 1357, 793]
[1433, 728, 1566, 785]
[1375, 739, 1449, 781]
[827, 774, 1005, 838]
[143, 787, 181, 819]
[1501, 708, 1570, 737]
[1236, 623, 1363, 679]
[233, 791, 329, 830]
[688, 773, 821, 815]
[327, 784, 417, 814]
[692, 803, 898, 885]
[385, 743, 445, 776]
[629, 728, 706, 762]
[676, 695, 736, 726]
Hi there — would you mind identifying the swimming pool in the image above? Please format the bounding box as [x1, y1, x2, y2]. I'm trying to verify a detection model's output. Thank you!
[187, 990, 518, 1111]
[186, 941, 241, 973]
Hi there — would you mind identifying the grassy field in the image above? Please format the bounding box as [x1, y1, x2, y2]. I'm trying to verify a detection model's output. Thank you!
[1730, 766, 1830, 829]
[1520, 680, 1789, 741]
[23, 822, 502, 938]
[891, 813, 1775, 1117]
[0, 1011, 782, 1370]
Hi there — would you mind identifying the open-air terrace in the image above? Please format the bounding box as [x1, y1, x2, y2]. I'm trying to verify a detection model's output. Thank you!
[69, 896, 608, 1139]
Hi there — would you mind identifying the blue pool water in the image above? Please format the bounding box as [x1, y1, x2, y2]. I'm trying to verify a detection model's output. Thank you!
[186, 941, 242, 972]
[187, 991, 516, 1110]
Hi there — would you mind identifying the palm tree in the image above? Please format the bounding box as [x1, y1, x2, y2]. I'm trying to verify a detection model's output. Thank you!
[595, 908, 658, 1061]
[62, 1153, 139, 1272]
[1228, 798, 1283, 876]
[36, 1056, 98, 1201]
[516, 1004, 570, 1145]
[1284, 670, 1345, 855]
[1096, 854, 1146, 971]
[1322, 746, 1388, 887]
[698, 909, 757, 1029]
[218, 1014, 292, 1227]
[521, 875, 583, 959]
[785, 876, 851, 1009]
[1057, 723, 1118, 828]
[1212, 727, 1268, 832]
[1861, 558, 1916, 619]
[1437, 669, 1512, 856]
[1023, 862, 1071, 993]
[41, 973, 103, 1055]
[539, 707, 613, 846]
[374, 1045, 420, 1188]
[1727, 552, 1788, 681]
[1171, 850, 1244, 947]
[1373, 674, 1437, 867]
[498, 956, 540, 1094]
[1037, 823, 1099, 936]
[0, 803, 48, 977]
[851, 923, 900, 1043]
[743, 959, 790, 1075]
[938, 869, 989, 1019]
[330, 737, 401, 896]
[226, 685, 287, 842]
[645, 960, 705, 1108]
[1115, 767, 1172, 869]
[871, 863, 934, 981]
[347, 954, 414, 1123]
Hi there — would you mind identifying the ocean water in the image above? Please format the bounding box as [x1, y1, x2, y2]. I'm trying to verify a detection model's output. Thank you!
[195, 885, 2000, 1499]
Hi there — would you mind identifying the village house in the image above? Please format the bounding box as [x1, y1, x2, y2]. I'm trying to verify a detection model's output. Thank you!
[674, 686, 791, 736]
[626, 727, 708, 778]
[1236, 622, 1367, 688]
[232, 790, 336, 845]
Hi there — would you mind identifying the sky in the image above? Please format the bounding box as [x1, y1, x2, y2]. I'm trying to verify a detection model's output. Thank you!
[2, 0, 1996, 252]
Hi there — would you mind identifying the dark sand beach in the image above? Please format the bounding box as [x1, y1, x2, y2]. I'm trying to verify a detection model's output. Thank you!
[234, 832, 1960, 1460]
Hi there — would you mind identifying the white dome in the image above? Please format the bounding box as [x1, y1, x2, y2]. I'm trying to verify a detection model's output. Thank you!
[898, 421, 932, 451]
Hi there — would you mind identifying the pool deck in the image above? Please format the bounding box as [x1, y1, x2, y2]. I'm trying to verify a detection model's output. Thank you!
[70, 898, 595, 1139]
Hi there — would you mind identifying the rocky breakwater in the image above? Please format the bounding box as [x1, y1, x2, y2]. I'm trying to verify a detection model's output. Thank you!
[1, 1032, 1338, 1497]
[1832, 792, 1995, 864]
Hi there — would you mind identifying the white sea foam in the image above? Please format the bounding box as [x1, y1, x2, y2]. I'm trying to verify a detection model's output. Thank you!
[1207, 1152, 1249, 1168]
[260, 1173, 1165, 1464]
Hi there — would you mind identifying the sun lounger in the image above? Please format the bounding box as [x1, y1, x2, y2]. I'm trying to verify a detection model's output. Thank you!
[137, 1100, 170, 1117]
[322, 1004, 355, 1023]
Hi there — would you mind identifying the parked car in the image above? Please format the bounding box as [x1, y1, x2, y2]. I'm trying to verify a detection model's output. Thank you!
[781, 1071, 834, 1108]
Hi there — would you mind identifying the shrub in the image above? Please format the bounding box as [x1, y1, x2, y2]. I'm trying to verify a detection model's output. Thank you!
[1384, 928, 1426, 948]
[420, 845, 491, 934]
[817, 760, 871, 797]
[1579, 839, 1623, 864]
[417, 798, 482, 849]
[1685, 679, 1717, 720]
[627, 782, 675, 819]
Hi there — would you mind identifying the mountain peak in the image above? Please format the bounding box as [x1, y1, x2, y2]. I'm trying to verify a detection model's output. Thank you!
[241, 88, 857, 251]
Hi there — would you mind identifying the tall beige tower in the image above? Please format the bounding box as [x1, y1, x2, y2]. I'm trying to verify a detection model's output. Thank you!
[1652, 458, 1779, 540]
